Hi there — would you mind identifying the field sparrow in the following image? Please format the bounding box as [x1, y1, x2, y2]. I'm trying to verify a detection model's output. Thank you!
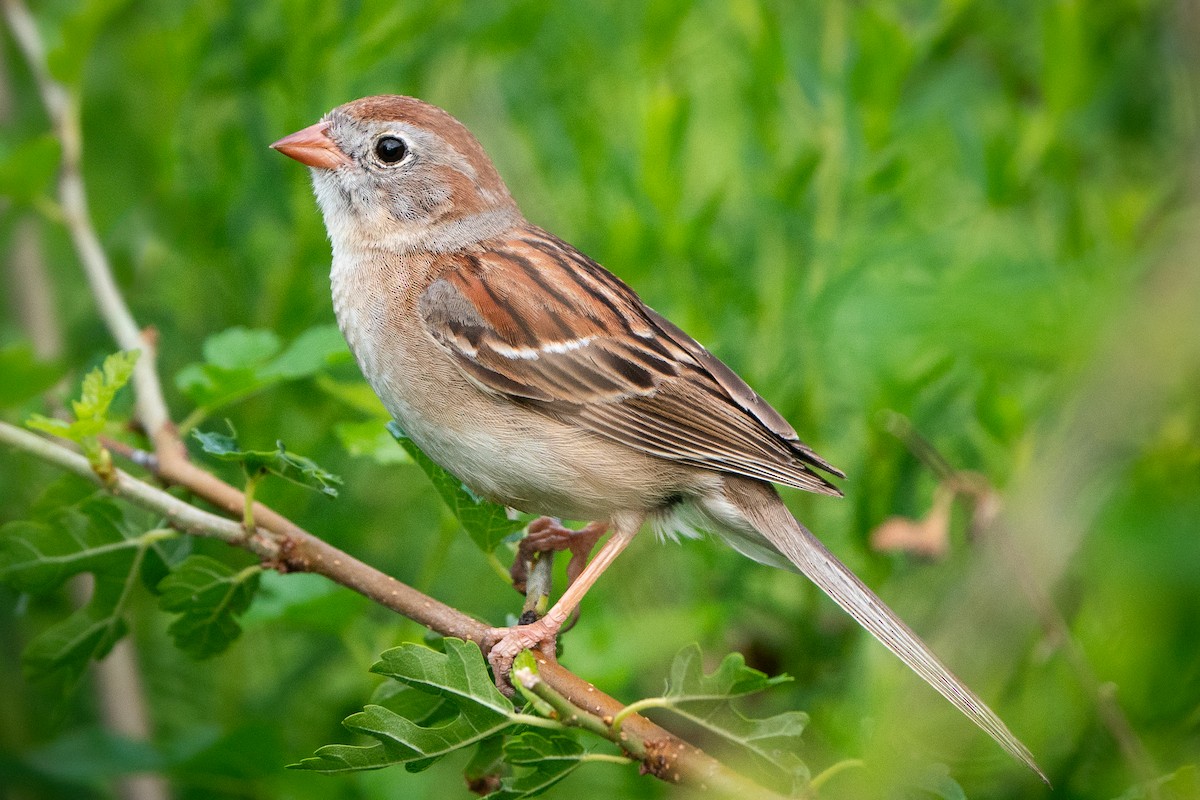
[272, 95, 1042, 779]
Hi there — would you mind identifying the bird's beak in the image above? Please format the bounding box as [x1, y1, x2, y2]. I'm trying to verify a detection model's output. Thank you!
[270, 121, 352, 169]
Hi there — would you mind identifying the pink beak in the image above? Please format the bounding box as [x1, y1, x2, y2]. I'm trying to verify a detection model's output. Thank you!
[270, 121, 352, 169]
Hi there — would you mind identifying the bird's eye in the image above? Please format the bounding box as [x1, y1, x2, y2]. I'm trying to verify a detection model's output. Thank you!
[374, 135, 408, 164]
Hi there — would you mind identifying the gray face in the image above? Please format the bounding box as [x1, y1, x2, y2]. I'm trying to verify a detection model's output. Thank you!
[309, 105, 521, 255]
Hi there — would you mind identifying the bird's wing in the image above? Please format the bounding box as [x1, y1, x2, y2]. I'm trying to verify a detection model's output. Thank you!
[419, 226, 843, 495]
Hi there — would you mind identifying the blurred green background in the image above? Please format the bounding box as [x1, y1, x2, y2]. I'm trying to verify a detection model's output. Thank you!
[2, 1, 1198, 798]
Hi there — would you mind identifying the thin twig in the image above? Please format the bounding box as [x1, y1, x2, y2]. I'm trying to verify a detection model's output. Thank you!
[514, 664, 648, 759]
[1, 0, 170, 439]
[1, 3, 796, 794]
[0, 422, 255, 549]
[2, 422, 780, 797]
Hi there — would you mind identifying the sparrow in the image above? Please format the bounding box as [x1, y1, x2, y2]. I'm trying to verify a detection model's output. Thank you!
[271, 95, 1043, 779]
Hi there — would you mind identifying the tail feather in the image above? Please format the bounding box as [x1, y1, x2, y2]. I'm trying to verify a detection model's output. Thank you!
[716, 477, 1048, 784]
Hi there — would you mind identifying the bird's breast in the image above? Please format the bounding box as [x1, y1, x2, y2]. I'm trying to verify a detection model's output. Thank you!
[328, 250, 703, 522]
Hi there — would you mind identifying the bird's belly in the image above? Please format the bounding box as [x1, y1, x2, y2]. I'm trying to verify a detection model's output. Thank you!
[386, 387, 667, 521]
[337, 321, 662, 520]
[332, 259, 699, 522]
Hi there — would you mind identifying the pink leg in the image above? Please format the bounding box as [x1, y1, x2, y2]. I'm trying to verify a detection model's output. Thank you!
[485, 522, 638, 684]
[511, 518, 608, 596]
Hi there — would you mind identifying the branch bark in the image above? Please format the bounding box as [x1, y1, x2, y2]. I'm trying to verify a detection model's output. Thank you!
[0, 3, 789, 795]
[1, 0, 170, 439]
[0, 422, 785, 798]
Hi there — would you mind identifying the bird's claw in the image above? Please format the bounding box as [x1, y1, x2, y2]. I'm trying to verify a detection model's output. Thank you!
[511, 518, 607, 592]
[483, 617, 560, 695]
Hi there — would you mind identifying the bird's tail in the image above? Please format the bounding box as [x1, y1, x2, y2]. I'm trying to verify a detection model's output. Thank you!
[711, 476, 1047, 783]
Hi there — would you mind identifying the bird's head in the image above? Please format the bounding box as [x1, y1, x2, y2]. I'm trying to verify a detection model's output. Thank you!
[272, 95, 521, 253]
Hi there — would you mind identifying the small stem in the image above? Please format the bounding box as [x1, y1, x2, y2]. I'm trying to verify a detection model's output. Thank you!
[808, 758, 864, 793]
[507, 713, 567, 731]
[513, 665, 647, 760]
[579, 753, 636, 766]
[611, 697, 672, 734]
[486, 551, 514, 585]
[243, 470, 264, 532]
[521, 552, 554, 621]
[0, 421, 257, 552]
[141, 528, 180, 546]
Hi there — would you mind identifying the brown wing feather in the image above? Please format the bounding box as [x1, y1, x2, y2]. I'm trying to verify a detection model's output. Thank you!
[419, 226, 843, 495]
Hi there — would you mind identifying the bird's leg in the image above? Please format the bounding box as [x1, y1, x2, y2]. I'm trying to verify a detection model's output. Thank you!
[485, 522, 633, 689]
[510, 517, 608, 623]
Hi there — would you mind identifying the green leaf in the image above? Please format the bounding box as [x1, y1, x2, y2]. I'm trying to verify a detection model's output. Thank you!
[335, 419, 412, 465]
[263, 324, 350, 378]
[157, 555, 261, 659]
[387, 422, 524, 552]
[22, 575, 132, 689]
[368, 682, 450, 725]
[202, 327, 282, 370]
[1, 502, 145, 593]
[193, 426, 342, 497]
[463, 735, 505, 794]
[906, 763, 967, 800]
[26, 350, 140, 462]
[76, 350, 140, 422]
[643, 645, 807, 793]
[176, 325, 348, 419]
[0, 494, 176, 694]
[370, 638, 513, 717]
[663, 643, 792, 700]
[292, 639, 518, 773]
[315, 375, 390, 415]
[488, 731, 586, 800]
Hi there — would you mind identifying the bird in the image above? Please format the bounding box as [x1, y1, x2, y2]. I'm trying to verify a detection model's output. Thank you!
[271, 94, 1044, 780]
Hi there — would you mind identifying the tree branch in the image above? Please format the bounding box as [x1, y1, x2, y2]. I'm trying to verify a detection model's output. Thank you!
[1, 0, 170, 439]
[0, 420, 785, 798]
[1, 3, 791, 795]
[0, 422, 253, 548]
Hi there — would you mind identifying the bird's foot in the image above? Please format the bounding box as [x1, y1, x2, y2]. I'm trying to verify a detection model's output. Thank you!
[483, 616, 561, 694]
[511, 518, 607, 592]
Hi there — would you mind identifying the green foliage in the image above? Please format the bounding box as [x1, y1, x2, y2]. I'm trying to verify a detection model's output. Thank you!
[388, 421, 525, 553]
[157, 555, 261, 659]
[26, 350, 139, 480]
[43, 0, 134, 85]
[621, 645, 808, 792]
[489, 732, 588, 800]
[663, 643, 793, 700]
[293, 639, 520, 773]
[301, 640, 805, 795]
[0, 134, 61, 207]
[194, 425, 342, 497]
[2, 1, 1198, 798]
[0, 486, 177, 694]
[0, 475, 263, 700]
[176, 325, 349, 428]
[334, 418, 412, 465]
